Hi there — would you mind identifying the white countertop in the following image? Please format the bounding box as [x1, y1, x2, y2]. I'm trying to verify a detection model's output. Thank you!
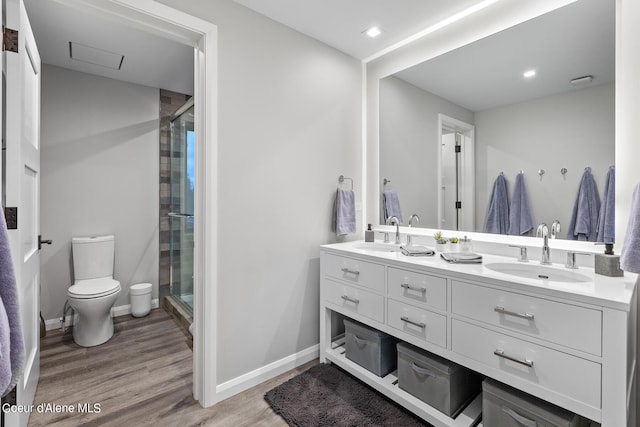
[321, 240, 638, 311]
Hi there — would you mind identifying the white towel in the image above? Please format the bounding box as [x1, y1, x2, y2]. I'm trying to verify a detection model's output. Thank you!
[621, 183, 640, 273]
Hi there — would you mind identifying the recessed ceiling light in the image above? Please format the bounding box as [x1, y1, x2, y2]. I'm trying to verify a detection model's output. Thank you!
[364, 26, 382, 38]
[522, 70, 536, 78]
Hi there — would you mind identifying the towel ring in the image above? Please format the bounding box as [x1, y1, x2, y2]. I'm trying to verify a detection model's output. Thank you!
[338, 175, 353, 191]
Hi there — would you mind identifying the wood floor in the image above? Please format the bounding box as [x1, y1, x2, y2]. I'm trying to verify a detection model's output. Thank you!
[29, 309, 316, 427]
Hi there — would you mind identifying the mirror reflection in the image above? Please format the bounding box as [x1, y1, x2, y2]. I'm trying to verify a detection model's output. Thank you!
[379, 0, 614, 241]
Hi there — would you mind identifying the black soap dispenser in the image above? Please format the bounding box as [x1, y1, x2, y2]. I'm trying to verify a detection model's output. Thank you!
[595, 243, 624, 277]
[365, 224, 375, 242]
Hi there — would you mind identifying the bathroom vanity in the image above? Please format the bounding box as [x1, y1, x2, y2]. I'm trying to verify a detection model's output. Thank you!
[319, 241, 637, 426]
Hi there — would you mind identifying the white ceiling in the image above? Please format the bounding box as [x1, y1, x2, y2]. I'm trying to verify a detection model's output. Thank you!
[21, 0, 613, 113]
[23, 0, 194, 96]
[234, 0, 484, 60]
[393, 0, 614, 112]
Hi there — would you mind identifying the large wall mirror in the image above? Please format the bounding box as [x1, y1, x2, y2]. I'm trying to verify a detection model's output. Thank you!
[375, 0, 614, 241]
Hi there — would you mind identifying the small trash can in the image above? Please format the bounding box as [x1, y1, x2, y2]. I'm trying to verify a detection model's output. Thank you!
[130, 283, 152, 317]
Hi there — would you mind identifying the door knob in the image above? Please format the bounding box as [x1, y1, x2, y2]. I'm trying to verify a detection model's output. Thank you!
[38, 235, 53, 250]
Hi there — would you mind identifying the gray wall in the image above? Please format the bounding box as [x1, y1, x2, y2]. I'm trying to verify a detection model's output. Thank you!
[379, 76, 475, 227]
[40, 64, 160, 320]
[156, 0, 362, 383]
[475, 82, 615, 234]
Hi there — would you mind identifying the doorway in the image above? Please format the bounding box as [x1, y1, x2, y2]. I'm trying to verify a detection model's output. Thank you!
[437, 114, 475, 231]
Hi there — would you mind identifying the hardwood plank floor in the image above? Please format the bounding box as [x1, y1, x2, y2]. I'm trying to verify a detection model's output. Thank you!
[29, 309, 316, 427]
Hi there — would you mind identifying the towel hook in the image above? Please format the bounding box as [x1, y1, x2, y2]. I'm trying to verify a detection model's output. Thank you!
[560, 167, 568, 180]
[338, 175, 353, 191]
[538, 169, 545, 181]
[499, 171, 504, 177]
[383, 178, 391, 186]
[585, 166, 592, 173]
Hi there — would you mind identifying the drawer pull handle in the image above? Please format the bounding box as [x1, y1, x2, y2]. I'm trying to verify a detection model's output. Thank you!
[494, 306, 535, 320]
[341, 295, 360, 304]
[401, 283, 427, 294]
[493, 349, 534, 367]
[410, 362, 434, 377]
[400, 316, 426, 329]
[341, 268, 360, 276]
[502, 407, 537, 427]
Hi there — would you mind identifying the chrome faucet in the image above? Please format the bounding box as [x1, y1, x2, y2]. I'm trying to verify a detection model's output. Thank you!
[536, 223, 549, 238]
[386, 216, 401, 245]
[407, 214, 420, 246]
[551, 220, 561, 239]
[541, 234, 551, 265]
[509, 245, 529, 262]
[565, 251, 591, 269]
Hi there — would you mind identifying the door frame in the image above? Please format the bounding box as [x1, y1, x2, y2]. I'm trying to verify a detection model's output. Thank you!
[51, 0, 219, 407]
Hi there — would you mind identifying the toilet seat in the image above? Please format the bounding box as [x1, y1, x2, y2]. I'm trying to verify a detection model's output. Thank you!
[68, 277, 121, 299]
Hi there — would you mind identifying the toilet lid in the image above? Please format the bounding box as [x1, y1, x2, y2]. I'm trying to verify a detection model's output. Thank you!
[68, 277, 121, 299]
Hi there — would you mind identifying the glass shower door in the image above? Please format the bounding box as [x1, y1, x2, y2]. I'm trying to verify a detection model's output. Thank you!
[169, 100, 195, 312]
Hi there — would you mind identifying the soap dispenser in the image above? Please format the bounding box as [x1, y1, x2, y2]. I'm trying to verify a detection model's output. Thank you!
[365, 224, 375, 242]
[595, 243, 624, 277]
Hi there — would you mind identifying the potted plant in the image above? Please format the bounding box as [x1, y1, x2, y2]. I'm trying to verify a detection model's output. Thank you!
[448, 236, 459, 252]
[434, 231, 447, 252]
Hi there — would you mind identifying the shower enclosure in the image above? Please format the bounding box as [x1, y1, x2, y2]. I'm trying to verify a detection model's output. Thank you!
[168, 98, 194, 313]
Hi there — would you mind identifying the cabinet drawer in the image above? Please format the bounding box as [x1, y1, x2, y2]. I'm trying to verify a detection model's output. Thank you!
[452, 319, 601, 409]
[452, 281, 602, 356]
[387, 299, 447, 348]
[387, 267, 447, 310]
[325, 253, 384, 292]
[324, 279, 384, 323]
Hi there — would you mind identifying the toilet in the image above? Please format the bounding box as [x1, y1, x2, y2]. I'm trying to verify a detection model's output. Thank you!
[67, 235, 121, 347]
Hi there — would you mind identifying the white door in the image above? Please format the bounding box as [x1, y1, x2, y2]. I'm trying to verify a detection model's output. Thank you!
[2, 0, 41, 425]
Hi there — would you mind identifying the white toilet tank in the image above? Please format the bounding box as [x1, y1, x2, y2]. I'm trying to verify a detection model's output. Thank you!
[72, 235, 115, 280]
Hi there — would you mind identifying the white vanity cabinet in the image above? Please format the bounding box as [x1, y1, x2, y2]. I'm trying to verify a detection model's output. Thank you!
[320, 242, 637, 427]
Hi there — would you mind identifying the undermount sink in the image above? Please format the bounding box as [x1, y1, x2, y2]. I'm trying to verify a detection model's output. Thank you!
[355, 242, 402, 253]
[485, 262, 591, 283]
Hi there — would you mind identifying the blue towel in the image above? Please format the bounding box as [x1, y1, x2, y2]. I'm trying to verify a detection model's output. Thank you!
[508, 172, 533, 235]
[382, 190, 403, 224]
[621, 183, 640, 273]
[483, 174, 509, 234]
[334, 189, 356, 236]
[566, 169, 601, 241]
[0, 208, 24, 396]
[596, 167, 615, 243]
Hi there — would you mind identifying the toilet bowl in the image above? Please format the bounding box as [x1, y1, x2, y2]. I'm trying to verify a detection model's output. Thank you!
[68, 235, 121, 347]
[67, 277, 121, 347]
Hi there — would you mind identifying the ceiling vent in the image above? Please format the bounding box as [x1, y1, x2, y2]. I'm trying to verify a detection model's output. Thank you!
[69, 42, 124, 70]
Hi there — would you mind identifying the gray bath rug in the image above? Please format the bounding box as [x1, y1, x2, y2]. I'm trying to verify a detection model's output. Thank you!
[264, 363, 432, 427]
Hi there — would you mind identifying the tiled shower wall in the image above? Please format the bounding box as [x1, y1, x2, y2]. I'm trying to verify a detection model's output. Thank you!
[159, 89, 191, 300]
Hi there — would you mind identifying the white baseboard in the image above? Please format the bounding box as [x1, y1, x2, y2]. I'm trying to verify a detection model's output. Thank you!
[44, 299, 160, 331]
[215, 344, 319, 403]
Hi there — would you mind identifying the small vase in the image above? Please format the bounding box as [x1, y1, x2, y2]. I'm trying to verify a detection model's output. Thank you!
[449, 243, 459, 253]
[435, 243, 447, 252]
